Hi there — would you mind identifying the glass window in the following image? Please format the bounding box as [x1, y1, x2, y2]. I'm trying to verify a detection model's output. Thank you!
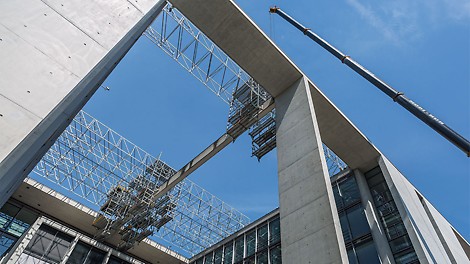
[269, 245, 281, 264]
[67, 241, 106, 264]
[245, 231, 255, 257]
[386, 222, 407, 241]
[339, 177, 361, 207]
[214, 247, 223, 264]
[108, 255, 130, 264]
[195, 258, 203, 264]
[0, 203, 20, 230]
[394, 249, 419, 263]
[339, 214, 351, 242]
[244, 257, 255, 264]
[347, 249, 358, 264]
[256, 251, 268, 264]
[0, 231, 17, 258]
[389, 235, 413, 253]
[205, 252, 214, 264]
[257, 225, 268, 251]
[223, 242, 233, 264]
[355, 241, 380, 264]
[8, 208, 37, 237]
[25, 225, 74, 263]
[234, 237, 244, 263]
[347, 206, 370, 240]
[332, 185, 343, 210]
[269, 218, 280, 245]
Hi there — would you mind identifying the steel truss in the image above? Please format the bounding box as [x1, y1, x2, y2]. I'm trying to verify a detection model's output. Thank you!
[144, 4, 348, 170]
[30, 110, 249, 257]
[144, 4, 270, 107]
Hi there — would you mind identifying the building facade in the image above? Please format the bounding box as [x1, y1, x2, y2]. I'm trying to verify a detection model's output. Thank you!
[190, 167, 470, 264]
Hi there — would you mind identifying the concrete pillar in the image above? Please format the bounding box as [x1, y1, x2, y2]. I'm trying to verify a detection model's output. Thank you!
[353, 169, 395, 264]
[0, 0, 166, 208]
[275, 76, 348, 263]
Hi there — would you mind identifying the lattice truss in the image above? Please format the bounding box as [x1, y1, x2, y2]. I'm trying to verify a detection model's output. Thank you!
[29, 110, 250, 256]
[144, 4, 271, 108]
[144, 4, 348, 170]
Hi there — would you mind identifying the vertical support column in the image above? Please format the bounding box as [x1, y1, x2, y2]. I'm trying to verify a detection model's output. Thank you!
[275, 76, 348, 263]
[0, 0, 167, 208]
[353, 169, 395, 264]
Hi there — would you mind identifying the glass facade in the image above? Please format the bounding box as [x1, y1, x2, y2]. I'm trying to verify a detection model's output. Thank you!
[0, 202, 38, 259]
[67, 241, 107, 264]
[24, 224, 74, 263]
[365, 167, 419, 264]
[191, 172, 383, 264]
[192, 215, 281, 264]
[17, 222, 142, 264]
[332, 174, 380, 264]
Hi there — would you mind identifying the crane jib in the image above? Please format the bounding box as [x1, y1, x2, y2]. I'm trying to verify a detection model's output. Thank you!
[269, 6, 470, 156]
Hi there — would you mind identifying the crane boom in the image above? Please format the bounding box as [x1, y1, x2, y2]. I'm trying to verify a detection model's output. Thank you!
[269, 6, 470, 156]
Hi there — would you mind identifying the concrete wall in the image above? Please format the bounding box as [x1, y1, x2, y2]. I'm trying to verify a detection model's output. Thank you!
[275, 77, 348, 263]
[379, 156, 470, 264]
[0, 0, 162, 206]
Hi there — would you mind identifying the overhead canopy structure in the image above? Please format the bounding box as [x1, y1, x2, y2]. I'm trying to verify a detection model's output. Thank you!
[169, 0, 381, 171]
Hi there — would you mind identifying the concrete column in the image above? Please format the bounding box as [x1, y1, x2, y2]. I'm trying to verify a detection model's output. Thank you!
[0, 0, 166, 208]
[353, 169, 395, 264]
[275, 76, 348, 263]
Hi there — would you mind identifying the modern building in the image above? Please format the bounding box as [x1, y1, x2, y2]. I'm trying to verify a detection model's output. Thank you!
[190, 169, 470, 264]
[0, 0, 468, 264]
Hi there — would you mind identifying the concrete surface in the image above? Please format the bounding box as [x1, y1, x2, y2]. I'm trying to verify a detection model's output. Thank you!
[379, 156, 470, 263]
[0, 0, 163, 207]
[169, 0, 381, 172]
[275, 76, 348, 263]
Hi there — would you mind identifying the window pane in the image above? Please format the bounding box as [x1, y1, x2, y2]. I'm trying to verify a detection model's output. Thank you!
[347, 206, 370, 239]
[257, 225, 268, 251]
[333, 185, 343, 210]
[269, 245, 281, 264]
[108, 255, 131, 264]
[223, 242, 233, 264]
[245, 231, 255, 257]
[214, 247, 223, 264]
[67, 242, 90, 264]
[205, 252, 214, 264]
[389, 235, 413, 253]
[256, 251, 268, 264]
[234, 237, 244, 262]
[0, 232, 17, 258]
[269, 218, 280, 245]
[355, 241, 380, 264]
[27, 226, 55, 258]
[339, 214, 351, 242]
[85, 247, 106, 264]
[0, 203, 20, 230]
[347, 249, 358, 264]
[339, 177, 361, 207]
[244, 257, 254, 264]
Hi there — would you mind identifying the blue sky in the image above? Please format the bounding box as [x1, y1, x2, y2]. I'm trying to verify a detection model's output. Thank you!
[84, 0, 470, 241]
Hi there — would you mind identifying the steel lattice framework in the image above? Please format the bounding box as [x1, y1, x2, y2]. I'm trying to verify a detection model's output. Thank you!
[144, 4, 270, 108]
[27, 5, 348, 257]
[29, 110, 250, 256]
[144, 5, 349, 164]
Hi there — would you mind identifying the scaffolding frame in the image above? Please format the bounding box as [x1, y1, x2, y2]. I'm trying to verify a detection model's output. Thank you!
[30, 110, 250, 256]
